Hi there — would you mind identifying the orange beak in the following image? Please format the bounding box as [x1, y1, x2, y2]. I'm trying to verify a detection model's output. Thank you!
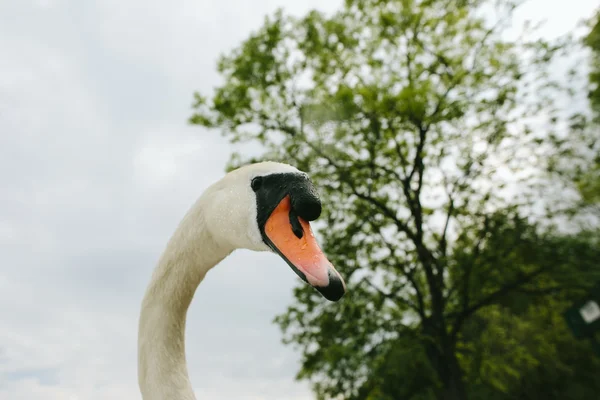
[264, 196, 346, 301]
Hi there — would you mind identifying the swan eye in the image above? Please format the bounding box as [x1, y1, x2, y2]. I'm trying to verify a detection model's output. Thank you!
[251, 176, 263, 191]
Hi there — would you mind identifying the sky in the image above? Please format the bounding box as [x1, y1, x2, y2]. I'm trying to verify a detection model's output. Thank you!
[0, 1, 598, 399]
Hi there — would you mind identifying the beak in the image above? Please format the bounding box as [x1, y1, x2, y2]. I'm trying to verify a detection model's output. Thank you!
[263, 196, 346, 301]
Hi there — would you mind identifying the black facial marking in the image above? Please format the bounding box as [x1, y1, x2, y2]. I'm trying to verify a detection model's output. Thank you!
[253, 172, 323, 288]
[252, 171, 345, 302]
[253, 172, 322, 237]
[290, 181, 322, 222]
[288, 208, 304, 239]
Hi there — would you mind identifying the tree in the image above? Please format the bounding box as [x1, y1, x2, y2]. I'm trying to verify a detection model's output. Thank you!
[547, 8, 600, 218]
[586, 9, 600, 118]
[340, 216, 600, 400]
[352, 232, 600, 400]
[447, 229, 600, 400]
[577, 9, 600, 206]
[189, 0, 599, 398]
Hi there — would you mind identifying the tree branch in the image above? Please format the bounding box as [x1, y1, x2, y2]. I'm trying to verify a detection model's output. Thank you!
[277, 123, 420, 246]
[469, 3, 516, 72]
[451, 266, 548, 338]
[358, 276, 421, 316]
[457, 215, 490, 313]
[439, 195, 455, 257]
[375, 229, 427, 320]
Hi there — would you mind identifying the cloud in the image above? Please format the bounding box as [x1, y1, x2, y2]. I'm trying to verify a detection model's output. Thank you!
[0, 0, 347, 398]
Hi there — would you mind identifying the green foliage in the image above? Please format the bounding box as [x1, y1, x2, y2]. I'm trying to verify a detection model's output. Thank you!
[579, 10, 600, 207]
[586, 9, 600, 118]
[461, 296, 600, 400]
[191, 0, 600, 398]
[546, 8, 600, 218]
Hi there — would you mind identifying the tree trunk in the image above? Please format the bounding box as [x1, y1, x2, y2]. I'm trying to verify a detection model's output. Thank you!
[439, 349, 467, 400]
[422, 320, 468, 400]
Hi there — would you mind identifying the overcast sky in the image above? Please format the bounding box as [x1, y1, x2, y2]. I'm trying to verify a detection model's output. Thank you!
[0, 1, 598, 400]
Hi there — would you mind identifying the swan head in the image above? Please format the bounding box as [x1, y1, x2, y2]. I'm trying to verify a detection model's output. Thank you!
[201, 161, 346, 302]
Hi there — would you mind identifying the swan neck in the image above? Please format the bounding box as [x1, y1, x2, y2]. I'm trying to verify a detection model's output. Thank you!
[138, 208, 229, 400]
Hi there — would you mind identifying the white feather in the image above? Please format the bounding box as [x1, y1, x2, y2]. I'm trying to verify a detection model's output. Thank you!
[137, 161, 300, 400]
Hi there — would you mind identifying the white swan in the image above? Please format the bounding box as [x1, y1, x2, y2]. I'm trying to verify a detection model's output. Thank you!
[138, 161, 346, 400]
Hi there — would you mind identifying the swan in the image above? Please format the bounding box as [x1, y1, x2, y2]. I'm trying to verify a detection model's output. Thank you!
[137, 161, 346, 400]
